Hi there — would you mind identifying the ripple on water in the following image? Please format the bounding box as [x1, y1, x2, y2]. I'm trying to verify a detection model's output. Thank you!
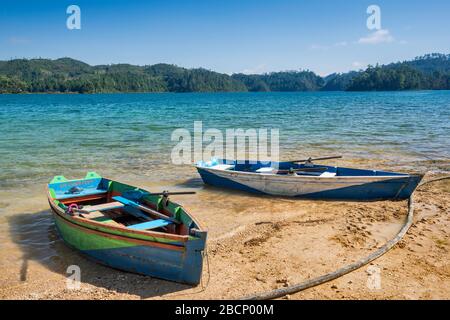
[6, 210, 76, 271]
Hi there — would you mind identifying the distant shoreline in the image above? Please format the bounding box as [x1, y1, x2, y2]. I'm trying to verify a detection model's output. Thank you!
[1, 53, 448, 94]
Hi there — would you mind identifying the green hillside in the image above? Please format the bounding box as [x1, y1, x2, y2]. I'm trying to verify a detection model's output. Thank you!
[0, 54, 448, 93]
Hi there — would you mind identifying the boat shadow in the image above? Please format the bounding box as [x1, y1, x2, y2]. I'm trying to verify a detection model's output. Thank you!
[188, 180, 407, 203]
[7, 209, 195, 299]
[173, 177, 205, 189]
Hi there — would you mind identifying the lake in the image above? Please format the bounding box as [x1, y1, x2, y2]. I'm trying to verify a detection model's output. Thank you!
[1, 91, 449, 192]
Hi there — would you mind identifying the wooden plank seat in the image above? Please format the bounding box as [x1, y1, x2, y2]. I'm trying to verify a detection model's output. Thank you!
[127, 219, 173, 230]
[80, 210, 122, 227]
[81, 210, 107, 219]
[81, 201, 125, 213]
[55, 188, 108, 200]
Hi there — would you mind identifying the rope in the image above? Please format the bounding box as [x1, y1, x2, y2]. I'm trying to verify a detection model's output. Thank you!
[241, 175, 450, 300]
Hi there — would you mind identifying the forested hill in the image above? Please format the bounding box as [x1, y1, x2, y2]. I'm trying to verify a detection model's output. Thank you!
[0, 54, 449, 93]
[346, 53, 450, 91]
[231, 71, 324, 92]
[0, 58, 247, 93]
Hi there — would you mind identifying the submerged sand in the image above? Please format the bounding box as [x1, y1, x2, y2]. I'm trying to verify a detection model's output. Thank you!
[0, 159, 449, 300]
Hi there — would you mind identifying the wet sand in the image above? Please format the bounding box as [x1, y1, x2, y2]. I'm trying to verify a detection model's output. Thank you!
[0, 159, 449, 300]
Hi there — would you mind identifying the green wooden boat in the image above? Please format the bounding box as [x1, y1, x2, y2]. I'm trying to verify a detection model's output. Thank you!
[47, 172, 207, 285]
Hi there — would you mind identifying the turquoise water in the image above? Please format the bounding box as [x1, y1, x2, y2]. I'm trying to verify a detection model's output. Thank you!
[1, 91, 449, 190]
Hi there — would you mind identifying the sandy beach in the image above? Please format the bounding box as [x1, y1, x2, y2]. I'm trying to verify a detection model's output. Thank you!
[0, 157, 448, 300]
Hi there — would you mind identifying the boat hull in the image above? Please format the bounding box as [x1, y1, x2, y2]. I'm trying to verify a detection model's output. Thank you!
[197, 167, 423, 201]
[49, 202, 205, 285]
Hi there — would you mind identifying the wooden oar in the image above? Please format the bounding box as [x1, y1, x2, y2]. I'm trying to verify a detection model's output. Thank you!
[150, 191, 196, 196]
[291, 155, 342, 163]
[276, 166, 329, 173]
[112, 196, 180, 224]
[132, 202, 181, 225]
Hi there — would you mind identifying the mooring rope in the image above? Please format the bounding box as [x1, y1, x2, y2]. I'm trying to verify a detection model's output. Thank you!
[241, 175, 450, 300]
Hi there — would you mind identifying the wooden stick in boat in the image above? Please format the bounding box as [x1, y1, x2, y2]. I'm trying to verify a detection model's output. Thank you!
[276, 166, 329, 173]
[291, 155, 342, 163]
[134, 202, 181, 224]
[150, 191, 196, 196]
[112, 196, 181, 224]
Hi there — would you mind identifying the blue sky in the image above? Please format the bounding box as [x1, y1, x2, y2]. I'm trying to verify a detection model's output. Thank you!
[1, 0, 449, 75]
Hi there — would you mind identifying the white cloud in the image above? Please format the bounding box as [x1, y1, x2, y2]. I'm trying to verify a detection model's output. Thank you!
[309, 41, 347, 51]
[241, 63, 268, 75]
[352, 61, 367, 69]
[309, 44, 329, 50]
[358, 29, 394, 45]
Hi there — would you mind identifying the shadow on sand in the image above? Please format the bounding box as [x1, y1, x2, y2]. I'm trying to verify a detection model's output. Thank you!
[7, 209, 196, 299]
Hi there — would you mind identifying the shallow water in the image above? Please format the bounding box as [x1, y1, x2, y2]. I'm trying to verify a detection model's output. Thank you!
[0, 91, 449, 278]
[1, 91, 449, 190]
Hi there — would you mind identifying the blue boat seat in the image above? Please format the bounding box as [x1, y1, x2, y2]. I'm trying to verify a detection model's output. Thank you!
[112, 196, 162, 220]
[210, 164, 235, 170]
[256, 167, 275, 174]
[128, 219, 173, 230]
[55, 188, 107, 200]
[112, 196, 137, 206]
[320, 172, 337, 177]
[319, 166, 338, 177]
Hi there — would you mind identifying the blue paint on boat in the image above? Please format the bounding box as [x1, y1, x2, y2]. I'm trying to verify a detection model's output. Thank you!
[128, 219, 172, 230]
[49, 173, 110, 200]
[292, 175, 423, 200]
[84, 242, 204, 285]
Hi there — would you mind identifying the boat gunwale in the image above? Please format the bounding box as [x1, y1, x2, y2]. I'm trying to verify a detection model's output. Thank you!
[197, 165, 424, 181]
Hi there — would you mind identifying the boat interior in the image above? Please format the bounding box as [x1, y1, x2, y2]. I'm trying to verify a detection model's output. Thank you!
[48, 173, 196, 236]
[200, 159, 407, 177]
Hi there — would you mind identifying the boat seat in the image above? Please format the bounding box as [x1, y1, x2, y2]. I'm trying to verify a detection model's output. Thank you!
[128, 219, 173, 230]
[320, 172, 337, 177]
[55, 188, 108, 200]
[81, 210, 106, 219]
[81, 201, 125, 213]
[210, 164, 235, 170]
[319, 166, 337, 177]
[112, 196, 138, 206]
[81, 211, 122, 227]
[256, 167, 275, 174]
[112, 196, 175, 221]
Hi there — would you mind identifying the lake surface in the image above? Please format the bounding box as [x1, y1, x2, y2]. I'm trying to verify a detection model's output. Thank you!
[0, 91, 449, 191]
